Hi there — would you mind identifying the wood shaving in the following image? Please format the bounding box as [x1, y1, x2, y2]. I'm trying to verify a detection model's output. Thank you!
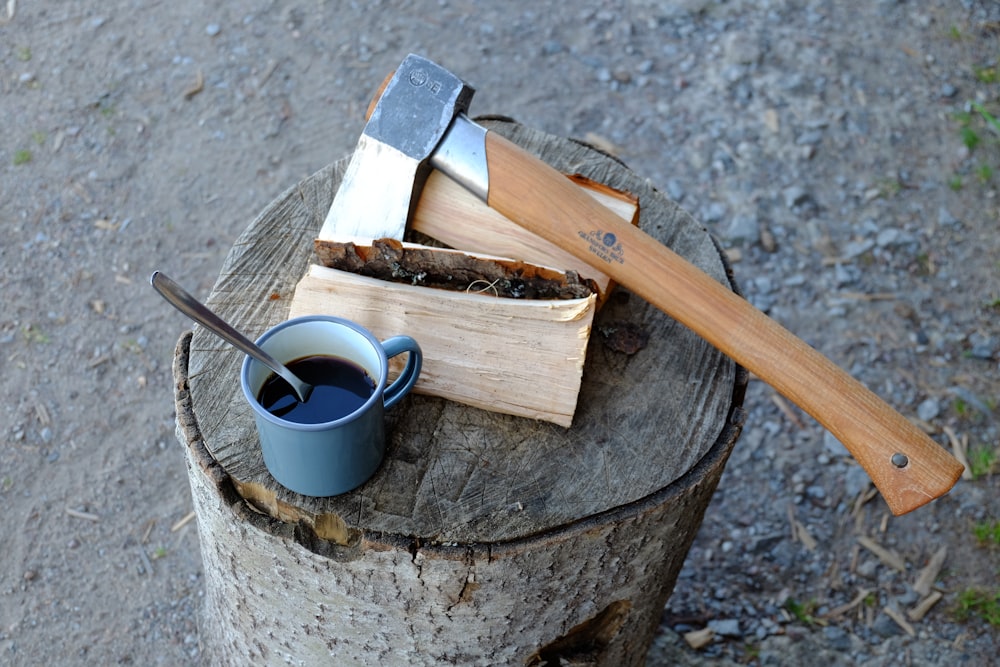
[0, 0, 15, 25]
[66, 507, 100, 522]
[771, 393, 805, 428]
[183, 69, 204, 99]
[907, 591, 943, 622]
[913, 546, 947, 596]
[883, 605, 916, 637]
[857, 535, 907, 572]
[683, 627, 714, 650]
[943, 425, 973, 480]
[788, 504, 817, 550]
[171, 511, 196, 532]
[824, 587, 871, 619]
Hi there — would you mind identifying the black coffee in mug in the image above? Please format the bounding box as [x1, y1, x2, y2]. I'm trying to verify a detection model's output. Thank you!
[257, 355, 376, 424]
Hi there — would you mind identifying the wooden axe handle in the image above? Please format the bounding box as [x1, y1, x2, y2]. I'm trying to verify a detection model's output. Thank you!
[483, 131, 963, 516]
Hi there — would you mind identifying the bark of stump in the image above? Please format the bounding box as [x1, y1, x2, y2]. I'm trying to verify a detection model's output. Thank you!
[173, 119, 748, 666]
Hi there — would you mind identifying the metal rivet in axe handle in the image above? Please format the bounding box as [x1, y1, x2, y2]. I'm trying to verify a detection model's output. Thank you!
[323, 53, 965, 516]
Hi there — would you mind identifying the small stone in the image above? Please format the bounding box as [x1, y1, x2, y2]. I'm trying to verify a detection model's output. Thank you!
[842, 239, 875, 260]
[833, 263, 857, 286]
[844, 464, 871, 498]
[938, 206, 960, 227]
[541, 40, 563, 56]
[876, 228, 915, 247]
[823, 431, 849, 457]
[708, 619, 742, 637]
[940, 83, 958, 98]
[897, 585, 920, 607]
[872, 612, 902, 638]
[796, 130, 824, 145]
[702, 201, 727, 223]
[806, 484, 826, 500]
[665, 179, 686, 202]
[856, 558, 879, 580]
[782, 186, 814, 211]
[875, 228, 900, 247]
[823, 625, 852, 651]
[23, 570, 37, 581]
[917, 397, 940, 421]
[968, 333, 997, 360]
[612, 68, 632, 84]
[205, 23, 221, 37]
[725, 214, 760, 244]
[722, 32, 762, 65]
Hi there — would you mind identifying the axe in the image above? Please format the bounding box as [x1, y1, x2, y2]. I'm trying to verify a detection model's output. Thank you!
[324, 54, 963, 515]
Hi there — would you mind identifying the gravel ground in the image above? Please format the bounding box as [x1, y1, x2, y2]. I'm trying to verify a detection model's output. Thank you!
[2, 1, 998, 665]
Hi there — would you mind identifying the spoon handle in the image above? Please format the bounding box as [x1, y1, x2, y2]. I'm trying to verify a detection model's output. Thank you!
[150, 271, 311, 402]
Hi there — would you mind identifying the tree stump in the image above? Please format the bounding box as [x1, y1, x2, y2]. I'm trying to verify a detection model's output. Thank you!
[173, 119, 748, 666]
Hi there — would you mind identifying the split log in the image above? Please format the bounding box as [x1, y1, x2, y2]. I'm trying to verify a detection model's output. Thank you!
[174, 119, 747, 666]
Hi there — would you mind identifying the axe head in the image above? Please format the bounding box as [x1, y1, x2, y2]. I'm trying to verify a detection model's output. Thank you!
[321, 54, 475, 241]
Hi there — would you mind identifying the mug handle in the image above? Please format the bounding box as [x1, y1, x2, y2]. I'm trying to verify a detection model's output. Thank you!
[381, 336, 423, 410]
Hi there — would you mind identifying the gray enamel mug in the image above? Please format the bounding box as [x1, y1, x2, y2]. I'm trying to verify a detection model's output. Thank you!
[240, 315, 422, 497]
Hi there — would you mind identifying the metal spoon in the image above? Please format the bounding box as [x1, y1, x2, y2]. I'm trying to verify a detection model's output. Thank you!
[150, 271, 313, 403]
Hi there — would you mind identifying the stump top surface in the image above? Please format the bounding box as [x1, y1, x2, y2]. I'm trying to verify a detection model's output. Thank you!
[185, 120, 739, 545]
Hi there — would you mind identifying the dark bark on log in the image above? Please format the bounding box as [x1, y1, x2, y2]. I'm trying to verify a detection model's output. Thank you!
[314, 237, 597, 299]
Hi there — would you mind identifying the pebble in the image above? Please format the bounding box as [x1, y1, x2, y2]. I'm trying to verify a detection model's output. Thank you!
[843, 464, 872, 498]
[937, 206, 960, 227]
[721, 32, 762, 65]
[724, 213, 761, 244]
[205, 24, 221, 37]
[665, 179, 686, 202]
[967, 333, 997, 360]
[872, 612, 902, 638]
[796, 130, 824, 146]
[856, 559, 879, 580]
[823, 625, 853, 651]
[701, 201, 727, 223]
[541, 40, 563, 56]
[842, 239, 875, 260]
[917, 397, 940, 421]
[875, 228, 913, 248]
[805, 484, 826, 501]
[708, 619, 742, 637]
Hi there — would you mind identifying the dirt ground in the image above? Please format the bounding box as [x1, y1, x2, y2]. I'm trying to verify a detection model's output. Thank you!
[2, 1, 998, 665]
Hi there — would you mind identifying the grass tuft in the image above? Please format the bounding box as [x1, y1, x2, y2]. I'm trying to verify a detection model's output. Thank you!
[954, 588, 1000, 626]
[972, 520, 1000, 546]
[968, 446, 998, 480]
